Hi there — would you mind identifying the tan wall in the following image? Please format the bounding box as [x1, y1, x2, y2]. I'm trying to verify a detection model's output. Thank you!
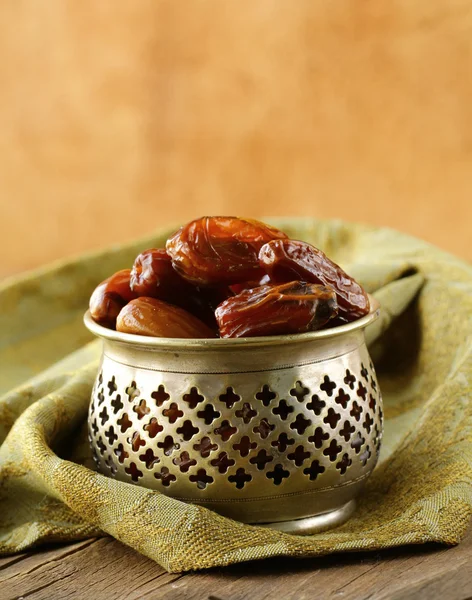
[1, 1, 471, 279]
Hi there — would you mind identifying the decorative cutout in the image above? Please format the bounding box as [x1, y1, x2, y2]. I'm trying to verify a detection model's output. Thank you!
[228, 468, 252, 489]
[193, 436, 218, 457]
[189, 468, 213, 489]
[197, 404, 221, 425]
[114, 443, 129, 464]
[176, 420, 199, 441]
[357, 382, 367, 400]
[290, 381, 309, 402]
[253, 418, 275, 439]
[162, 403, 184, 423]
[235, 402, 257, 424]
[233, 436, 257, 457]
[107, 376, 117, 396]
[320, 375, 336, 397]
[350, 401, 363, 421]
[219, 387, 240, 409]
[98, 406, 109, 426]
[182, 387, 204, 409]
[369, 394, 376, 412]
[308, 427, 329, 448]
[117, 412, 132, 434]
[303, 460, 325, 480]
[272, 399, 294, 421]
[306, 394, 325, 416]
[110, 394, 124, 414]
[350, 432, 365, 454]
[154, 467, 176, 487]
[139, 448, 160, 469]
[172, 451, 197, 473]
[125, 462, 143, 482]
[363, 413, 374, 433]
[151, 384, 170, 406]
[344, 369, 356, 390]
[97, 388, 105, 406]
[323, 408, 341, 430]
[287, 445, 310, 466]
[125, 381, 140, 403]
[96, 436, 106, 455]
[129, 432, 146, 452]
[133, 399, 150, 420]
[210, 452, 235, 474]
[360, 364, 369, 380]
[334, 388, 350, 409]
[157, 435, 180, 456]
[91, 419, 98, 435]
[255, 384, 276, 407]
[214, 420, 237, 441]
[339, 420, 355, 442]
[323, 439, 342, 461]
[104, 425, 117, 445]
[360, 446, 372, 466]
[290, 414, 312, 435]
[250, 449, 274, 470]
[266, 464, 290, 485]
[105, 455, 117, 475]
[144, 417, 163, 438]
[271, 432, 295, 452]
[336, 453, 352, 474]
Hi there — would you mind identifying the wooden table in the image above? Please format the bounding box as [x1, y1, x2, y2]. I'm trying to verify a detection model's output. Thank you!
[1, 526, 471, 600]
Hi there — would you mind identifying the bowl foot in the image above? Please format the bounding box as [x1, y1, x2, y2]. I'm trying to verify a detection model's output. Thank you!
[258, 499, 357, 535]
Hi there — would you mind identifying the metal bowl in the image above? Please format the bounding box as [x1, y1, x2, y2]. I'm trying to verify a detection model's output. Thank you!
[84, 296, 382, 534]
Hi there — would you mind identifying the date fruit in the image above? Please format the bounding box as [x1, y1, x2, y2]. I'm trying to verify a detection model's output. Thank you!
[259, 240, 370, 322]
[215, 281, 338, 338]
[130, 248, 191, 298]
[166, 216, 288, 286]
[116, 297, 216, 338]
[89, 269, 136, 327]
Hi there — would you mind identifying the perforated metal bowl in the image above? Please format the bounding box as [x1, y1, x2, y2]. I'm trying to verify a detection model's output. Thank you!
[84, 296, 382, 534]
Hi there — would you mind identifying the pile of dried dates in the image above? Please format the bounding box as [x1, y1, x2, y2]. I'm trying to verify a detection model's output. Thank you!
[89, 217, 370, 339]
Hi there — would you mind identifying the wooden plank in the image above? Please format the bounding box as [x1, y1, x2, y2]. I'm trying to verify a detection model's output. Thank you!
[1, 527, 471, 600]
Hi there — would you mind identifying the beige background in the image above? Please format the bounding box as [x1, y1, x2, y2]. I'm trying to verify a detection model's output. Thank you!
[1, 1, 471, 280]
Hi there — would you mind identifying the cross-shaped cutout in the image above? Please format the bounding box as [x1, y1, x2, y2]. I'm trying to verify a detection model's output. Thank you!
[98, 406, 109, 426]
[360, 446, 372, 466]
[125, 381, 140, 403]
[129, 432, 146, 452]
[189, 468, 213, 490]
[350, 432, 365, 454]
[303, 459, 325, 481]
[232, 436, 257, 457]
[369, 394, 376, 412]
[125, 462, 143, 482]
[255, 384, 276, 407]
[228, 468, 252, 490]
[272, 399, 294, 421]
[308, 427, 329, 448]
[98, 371, 103, 386]
[290, 381, 309, 402]
[105, 455, 117, 475]
[350, 401, 363, 421]
[151, 384, 170, 407]
[117, 412, 132, 433]
[197, 404, 221, 425]
[172, 451, 197, 473]
[271, 433, 295, 452]
[210, 451, 235, 474]
[154, 467, 176, 487]
[214, 420, 237, 442]
[193, 436, 218, 457]
[250, 449, 274, 471]
[107, 376, 117, 396]
[235, 402, 257, 424]
[339, 420, 355, 441]
[110, 394, 124, 414]
[104, 425, 117, 445]
[290, 413, 312, 435]
[97, 389, 105, 405]
[139, 448, 160, 469]
[176, 420, 199, 441]
[96, 436, 106, 454]
[344, 369, 356, 390]
[157, 435, 180, 456]
[133, 399, 150, 420]
[306, 395, 326, 416]
[162, 402, 184, 423]
[323, 408, 341, 429]
[253, 418, 275, 439]
[371, 376, 377, 391]
[182, 387, 204, 409]
[363, 413, 374, 433]
[336, 453, 352, 474]
[144, 417, 163, 438]
[91, 419, 98, 435]
[360, 363, 369, 381]
[219, 387, 240, 409]
[320, 375, 336, 397]
[323, 439, 342, 461]
[266, 464, 290, 485]
[114, 443, 129, 464]
[335, 388, 350, 409]
[357, 382, 367, 400]
[287, 445, 311, 466]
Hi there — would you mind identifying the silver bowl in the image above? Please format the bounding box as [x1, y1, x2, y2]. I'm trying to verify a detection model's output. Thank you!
[84, 295, 382, 534]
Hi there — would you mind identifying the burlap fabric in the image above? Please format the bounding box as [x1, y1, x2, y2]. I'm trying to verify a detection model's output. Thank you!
[1, 219, 471, 573]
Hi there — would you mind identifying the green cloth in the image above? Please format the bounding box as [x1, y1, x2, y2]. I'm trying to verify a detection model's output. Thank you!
[0, 219, 471, 573]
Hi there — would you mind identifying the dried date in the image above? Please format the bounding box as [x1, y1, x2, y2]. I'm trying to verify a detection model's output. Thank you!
[89, 269, 136, 327]
[215, 281, 338, 338]
[130, 248, 191, 298]
[259, 240, 370, 321]
[116, 297, 216, 338]
[166, 216, 287, 286]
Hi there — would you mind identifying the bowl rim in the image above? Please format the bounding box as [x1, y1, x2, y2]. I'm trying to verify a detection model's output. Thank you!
[83, 294, 380, 350]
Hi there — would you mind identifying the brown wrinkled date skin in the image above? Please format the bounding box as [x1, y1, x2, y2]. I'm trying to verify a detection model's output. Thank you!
[116, 297, 216, 338]
[215, 281, 338, 338]
[259, 240, 370, 322]
[166, 217, 288, 286]
[89, 269, 137, 327]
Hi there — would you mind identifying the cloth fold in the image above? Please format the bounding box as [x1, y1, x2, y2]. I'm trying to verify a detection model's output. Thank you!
[0, 219, 471, 572]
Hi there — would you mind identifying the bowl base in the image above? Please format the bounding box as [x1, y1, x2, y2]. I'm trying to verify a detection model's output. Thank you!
[258, 499, 356, 535]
